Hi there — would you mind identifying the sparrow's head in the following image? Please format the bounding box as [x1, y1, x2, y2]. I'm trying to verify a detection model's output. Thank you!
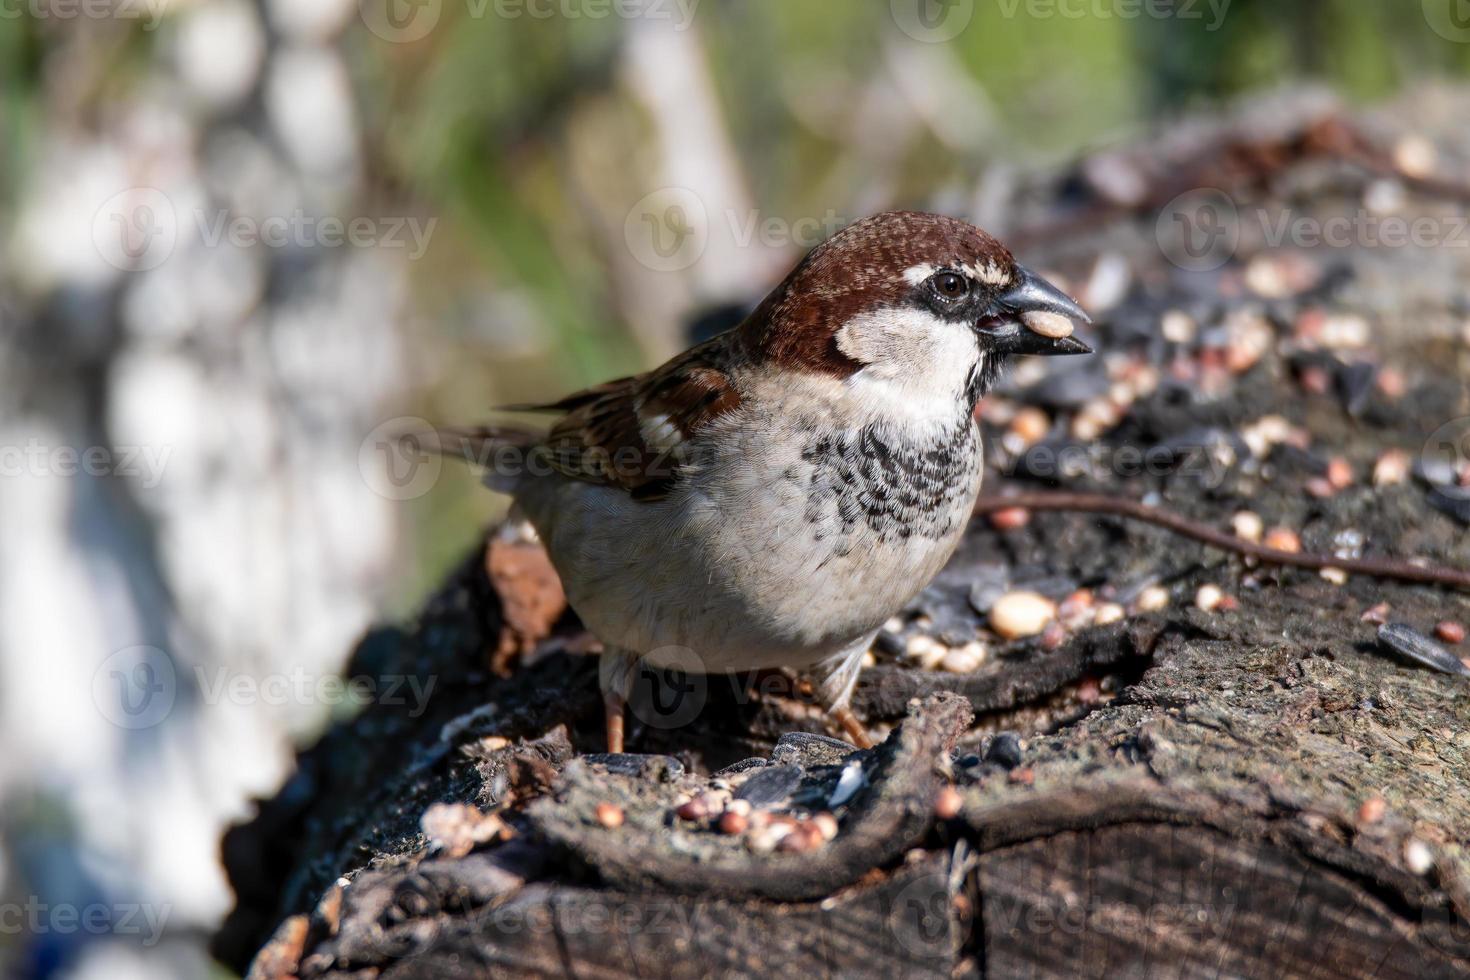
[746, 211, 1090, 411]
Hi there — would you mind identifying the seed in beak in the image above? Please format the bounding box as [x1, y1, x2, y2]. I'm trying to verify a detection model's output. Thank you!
[1022, 310, 1075, 339]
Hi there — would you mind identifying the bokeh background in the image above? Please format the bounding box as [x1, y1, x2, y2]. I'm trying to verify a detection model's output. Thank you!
[2, 0, 1469, 975]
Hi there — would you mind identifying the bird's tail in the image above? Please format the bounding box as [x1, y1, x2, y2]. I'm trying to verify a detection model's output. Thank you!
[416, 424, 545, 494]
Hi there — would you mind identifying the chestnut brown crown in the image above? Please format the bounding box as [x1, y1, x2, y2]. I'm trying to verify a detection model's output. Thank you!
[742, 210, 1089, 374]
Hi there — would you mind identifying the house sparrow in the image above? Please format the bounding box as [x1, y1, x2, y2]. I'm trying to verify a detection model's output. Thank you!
[445, 211, 1090, 752]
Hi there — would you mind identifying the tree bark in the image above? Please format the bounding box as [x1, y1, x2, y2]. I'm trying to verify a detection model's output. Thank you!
[215, 91, 1470, 979]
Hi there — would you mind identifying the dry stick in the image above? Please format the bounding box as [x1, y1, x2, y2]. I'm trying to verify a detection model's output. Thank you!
[973, 492, 1470, 591]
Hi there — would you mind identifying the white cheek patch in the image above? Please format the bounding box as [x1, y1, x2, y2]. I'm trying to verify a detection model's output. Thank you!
[834, 307, 982, 427]
[902, 262, 936, 286]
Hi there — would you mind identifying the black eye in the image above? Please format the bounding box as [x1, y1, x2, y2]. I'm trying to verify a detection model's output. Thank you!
[932, 271, 968, 301]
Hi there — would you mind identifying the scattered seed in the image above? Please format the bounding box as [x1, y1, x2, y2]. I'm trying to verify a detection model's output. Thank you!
[595, 803, 624, 829]
[735, 765, 803, 806]
[1231, 511, 1264, 543]
[1378, 622, 1470, 676]
[1357, 796, 1387, 825]
[990, 591, 1057, 639]
[1094, 602, 1126, 626]
[1306, 476, 1338, 499]
[1134, 586, 1170, 613]
[1009, 407, 1051, 448]
[1361, 603, 1391, 625]
[985, 732, 1024, 769]
[1320, 567, 1348, 585]
[1076, 675, 1102, 705]
[1405, 839, 1434, 876]
[1326, 457, 1354, 490]
[989, 506, 1031, 531]
[1195, 584, 1224, 612]
[1376, 368, 1406, 400]
[1372, 449, 1411, 488]
[718, 810, 748, 835]
[1393, 135, 1438, 179]
[1072, 398, 1120, 440]
[905, 634, 947, 670]
[1245, 255, 1292, 299]
[941, 642, 987, 674]
[934, 785, 963, 820]
[746, 823, 793, 854]
[676, 796, 716, 822]
[1436, 621, 1466, 645]
[1216, 594, 1240, 612]
[1059, 588, 1094, 616]
[786, 823, 828, 853]
[812, 812, 839, 841]
[828, 762, 866, 808]
[1160, 310, 1197, 344]
[1264, 528, 1301, 553]
[1299, 365, 1333, 396]
[1320, 313, 1370, 350]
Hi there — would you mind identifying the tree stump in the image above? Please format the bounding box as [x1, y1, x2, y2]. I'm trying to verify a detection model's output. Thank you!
[214, 91, 1470, 979]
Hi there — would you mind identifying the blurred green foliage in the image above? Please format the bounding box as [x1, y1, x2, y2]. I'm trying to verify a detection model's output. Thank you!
[5, 0, 1470, 604]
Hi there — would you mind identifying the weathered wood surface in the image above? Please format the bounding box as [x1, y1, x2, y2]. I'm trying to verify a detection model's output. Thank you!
[215, 91, 1470, 978]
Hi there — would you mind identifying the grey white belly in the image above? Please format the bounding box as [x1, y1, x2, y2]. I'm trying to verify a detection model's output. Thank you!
[519, 414, 983, 673]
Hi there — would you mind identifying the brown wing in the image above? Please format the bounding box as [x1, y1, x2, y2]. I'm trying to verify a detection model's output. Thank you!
[532, 340, 743, 501]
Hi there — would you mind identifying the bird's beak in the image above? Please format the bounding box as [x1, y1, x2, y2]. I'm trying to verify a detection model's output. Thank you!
[980, 265, 1093, 356]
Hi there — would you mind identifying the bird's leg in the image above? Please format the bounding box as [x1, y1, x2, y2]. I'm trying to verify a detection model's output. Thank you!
[598, 648, 640, 754]
[829, 704, 874, 749]
[808, 637, 876, 749]
[604, 691, 626, 754]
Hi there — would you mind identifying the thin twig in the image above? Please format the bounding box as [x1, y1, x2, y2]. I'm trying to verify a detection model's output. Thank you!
[973, 492, 1470, 591]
